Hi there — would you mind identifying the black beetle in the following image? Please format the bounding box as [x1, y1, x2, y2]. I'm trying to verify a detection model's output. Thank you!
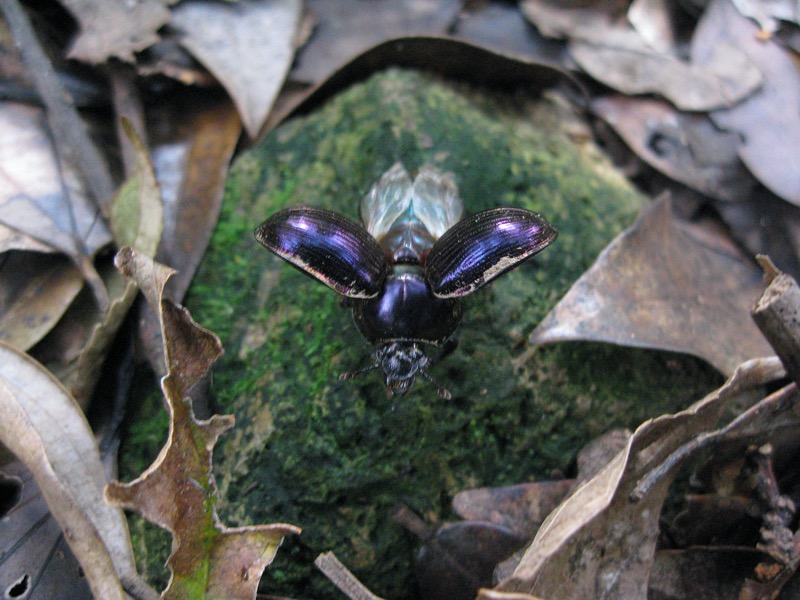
[255, 163, 557, 398]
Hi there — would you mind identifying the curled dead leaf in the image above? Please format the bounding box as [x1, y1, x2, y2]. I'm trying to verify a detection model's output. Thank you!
[106, 247, 299, 599]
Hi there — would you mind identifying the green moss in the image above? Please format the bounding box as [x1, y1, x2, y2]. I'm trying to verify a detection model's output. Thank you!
[124, 69, 722, 598]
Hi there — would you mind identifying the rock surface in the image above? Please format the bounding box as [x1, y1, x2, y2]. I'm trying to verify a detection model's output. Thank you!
[123, 69, 722, 598]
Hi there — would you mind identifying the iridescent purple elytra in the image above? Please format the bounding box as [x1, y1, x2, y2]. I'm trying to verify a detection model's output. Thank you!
[255, 163, 557, 398]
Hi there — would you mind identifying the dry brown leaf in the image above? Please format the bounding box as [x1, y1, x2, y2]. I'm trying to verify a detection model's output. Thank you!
[156, 97, 241, 302]
[170, 0, 302, 138]
[60, 0, 173, 63]
[0, 341, 154, 600]
[571, 38, 761, 111]
[487, 356, 786, 599]
[693, 0, 800, 205]
[529, 197, 772, 375]
[105, 248, 299, 599]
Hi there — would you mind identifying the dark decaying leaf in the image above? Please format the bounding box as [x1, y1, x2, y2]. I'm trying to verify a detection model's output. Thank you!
[290, 0, 461, 84]
[0, 461, 91, 600]
[268, 36, 572, 132]
[170, 0, 302, 138]
[692, 0, 800, 205]
[591, 95, 755, 203]
[452, 480, 574, 539]
[485, 357, 786, 599]
[105, 248, 299, 599]
[416, 521, 527, 600]
[648, 548, 767, 600]
[530, 197, 772, 375]
[451, 1, 566, 65]
[714, 194, 800, 282]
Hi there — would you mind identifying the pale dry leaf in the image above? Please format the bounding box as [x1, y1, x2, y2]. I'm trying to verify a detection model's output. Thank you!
[522, 0, 762, 110]
[592, 95, 754, 203]
[569, 38, 761, 111]
[0, 255, 83, 352]
[529, 198, 772, 375]
[693, 0, 800, 205]
[291, 0, 462, 83]
[489, 357, 786, 599]
[627, 0, 675, 52]
[0, 341, 152, 600]
[731, 0, 800, 33]
[0, 102, 111, 258]
[60, 0, 173, 63]
[170, 0, 302, 138]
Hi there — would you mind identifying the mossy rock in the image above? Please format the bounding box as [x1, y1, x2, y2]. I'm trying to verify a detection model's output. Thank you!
[121, 68, 723, 598]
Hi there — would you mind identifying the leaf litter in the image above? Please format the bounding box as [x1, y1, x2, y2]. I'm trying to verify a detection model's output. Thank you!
[3, 0, 800, 598]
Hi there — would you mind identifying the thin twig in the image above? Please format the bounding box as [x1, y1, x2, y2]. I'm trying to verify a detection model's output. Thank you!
[315, 552, 385, 600]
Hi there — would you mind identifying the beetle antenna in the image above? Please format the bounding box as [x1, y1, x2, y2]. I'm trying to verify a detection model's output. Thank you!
[339, 363, 379, 381]
[420, 369, 452, 400]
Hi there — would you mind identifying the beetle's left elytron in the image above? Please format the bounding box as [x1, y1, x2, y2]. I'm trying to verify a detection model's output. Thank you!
[255, 163, 557, 398]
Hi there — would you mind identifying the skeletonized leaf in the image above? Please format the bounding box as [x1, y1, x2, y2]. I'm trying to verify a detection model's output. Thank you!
[60, 0, 173, 63]
[0, 341, 151, 600]
[170, 0, 302, 138]
[488, 357, 786, 599]
[106, 248, 300, 599]
[530, 198, 772, 375]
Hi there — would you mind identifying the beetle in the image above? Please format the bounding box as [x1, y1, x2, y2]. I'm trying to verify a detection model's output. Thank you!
[254, 163, 557, 398]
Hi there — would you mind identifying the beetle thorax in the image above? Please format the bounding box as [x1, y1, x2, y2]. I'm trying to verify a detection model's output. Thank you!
[376, 342, 430, 395]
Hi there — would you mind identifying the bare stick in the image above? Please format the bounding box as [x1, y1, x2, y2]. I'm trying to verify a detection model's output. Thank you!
[753, 255, 800, 386]
[315, 552, 386, 600]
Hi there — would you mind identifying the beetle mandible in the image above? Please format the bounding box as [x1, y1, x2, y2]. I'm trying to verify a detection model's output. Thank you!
[255, 163, 557, 398]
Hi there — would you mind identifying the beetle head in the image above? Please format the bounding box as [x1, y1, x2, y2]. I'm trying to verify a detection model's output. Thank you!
[340, 341, 451, 399]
